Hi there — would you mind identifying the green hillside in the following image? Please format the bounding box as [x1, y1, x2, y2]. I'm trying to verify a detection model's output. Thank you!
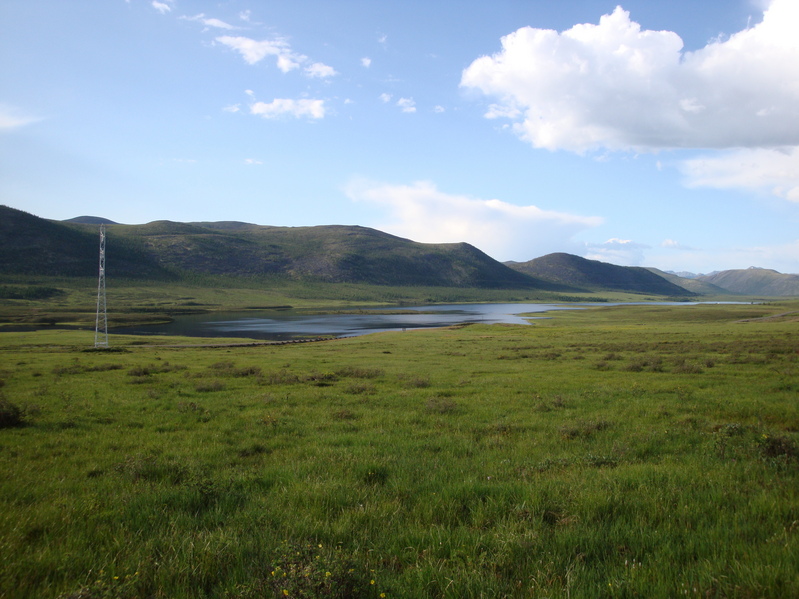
[645, 267, 733, 295]
[506, 253, 694, 296]
[0, 206, 168, 279]
[698, 267, 799, 296]
[1, 206, 557, 290]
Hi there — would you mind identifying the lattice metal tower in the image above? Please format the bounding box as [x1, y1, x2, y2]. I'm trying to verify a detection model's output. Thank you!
[94, 224, 108, 348]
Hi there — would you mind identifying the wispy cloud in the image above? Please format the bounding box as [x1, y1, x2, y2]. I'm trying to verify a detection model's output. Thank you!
[346, 179, 602, 261]
[151, 1, 173, 15]
[244, 158, 263, 165]
[305, 62, 337, 78]
[682, 147, 799, 202]
[181, 14, 237, 30]
[361, 57, 372, 68]
[250, 98, 327, 120]
[661, 239, 696, 251]
[215, 35, 336, 77]
[585, 239, 651, 266]
[397, 98, 416, 113]
[0, 104, 43, 130]
[215, 35, 290, 66]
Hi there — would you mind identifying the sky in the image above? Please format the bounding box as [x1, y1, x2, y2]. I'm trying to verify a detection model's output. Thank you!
[2, 0, 799, 274]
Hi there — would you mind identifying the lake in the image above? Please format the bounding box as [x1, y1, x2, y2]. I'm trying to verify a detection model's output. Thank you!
[113, 303, 584, 341]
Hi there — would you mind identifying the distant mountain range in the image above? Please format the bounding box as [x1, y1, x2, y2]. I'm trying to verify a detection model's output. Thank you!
[2, 205, 797, 296]
[696, 267, 799, 296]
[505, 253, 691, 296]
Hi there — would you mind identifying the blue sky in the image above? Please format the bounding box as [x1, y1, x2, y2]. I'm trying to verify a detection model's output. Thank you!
[2, 0, 799, 274]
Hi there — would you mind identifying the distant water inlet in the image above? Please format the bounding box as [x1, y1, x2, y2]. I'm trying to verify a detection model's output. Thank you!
[113, 303, 581, 341]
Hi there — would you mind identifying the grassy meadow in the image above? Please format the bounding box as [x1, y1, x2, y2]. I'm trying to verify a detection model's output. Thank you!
[1, 301, 798, 598]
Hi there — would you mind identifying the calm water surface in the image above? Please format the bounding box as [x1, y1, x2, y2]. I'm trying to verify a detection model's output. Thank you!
[114, 303, 582, 341]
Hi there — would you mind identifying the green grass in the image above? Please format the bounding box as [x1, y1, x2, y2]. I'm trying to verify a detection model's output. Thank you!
[1, 302, 798, 598]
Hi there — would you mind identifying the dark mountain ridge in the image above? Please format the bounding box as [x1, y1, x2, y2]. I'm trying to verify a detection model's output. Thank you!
[0, 205, 559, 290]
[697, 267, 799, 296]
[506, 253, 694, 296]
[9, 205, 786, 296]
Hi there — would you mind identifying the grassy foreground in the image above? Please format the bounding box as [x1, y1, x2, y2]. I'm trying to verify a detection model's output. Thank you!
[1, 302, 798, 598]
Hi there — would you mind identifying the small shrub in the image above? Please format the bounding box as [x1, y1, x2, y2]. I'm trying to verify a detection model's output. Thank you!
[228, 541, 378, 599]
[195, 380, 225, 392]
[673, 360, 704, 374]
[53, 364, 84, 376]
[57, 570, 141, 599]
[760, 434, 799, 462]
[332, 409, 358, 420]
[85, 363, 124, 372]
[209, 362, 261, 377]
[238, 443, 269, 458]
[399, 374, 430, 388]
[425, 397, 459, 414]
[262, 370, 300, 385]
[535, 457, 574, 472]
[0, 397, 24, 428]
[560, 419, 612, 440]
[345, 382, 375, 395]
[358, 464, 390, 486]
[623, 359, 645, 372]
[127, 366, 151, 377]
[336, 366, 384, 379]
[303, 371, 338, 386]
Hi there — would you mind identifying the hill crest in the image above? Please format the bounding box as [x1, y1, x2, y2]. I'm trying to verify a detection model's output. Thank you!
[506, 252, 694, 296]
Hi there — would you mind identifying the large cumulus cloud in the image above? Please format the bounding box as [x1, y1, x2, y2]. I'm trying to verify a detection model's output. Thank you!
[461, 0, 799, 154]
[346, 179, 602, 261]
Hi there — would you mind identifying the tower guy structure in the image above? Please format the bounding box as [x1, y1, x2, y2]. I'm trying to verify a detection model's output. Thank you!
[94, 224, 108, 348]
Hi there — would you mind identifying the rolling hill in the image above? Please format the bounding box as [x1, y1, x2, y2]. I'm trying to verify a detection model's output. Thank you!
[645, 268, 733, 295]
[0, 206, 168, 278]
[0, 205, 559, 290]
[697, 267, 799, 296]
[506, 253, 695, 296]
[9, 205, 774, 297]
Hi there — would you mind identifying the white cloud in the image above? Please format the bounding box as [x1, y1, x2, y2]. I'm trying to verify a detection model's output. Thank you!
[216, 35, 289, 66]
[397, 97, 416, 113]
[305, 62, 337, 78]
[276, 52, 305, 73]
[346, 179, 602, 261]
[682, 147, 799, 202]
[250, 98, 326, 120]
[182, 14, 237, 30]
[379, 93, 392, 103]
[461, 0, 799, 153]
[434, 105, 445, 113]
[585, 238, 650, 266]
[215, 35, 329, 76]
[659, 239, 700, 253]
[151, 1, 172, 14]
[244, 158, 263, 165]
[361, 57, 372, 68]
[0, 104, 42, 130]
[239, 10, 251, 22]
[222, 104, 240, 113]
